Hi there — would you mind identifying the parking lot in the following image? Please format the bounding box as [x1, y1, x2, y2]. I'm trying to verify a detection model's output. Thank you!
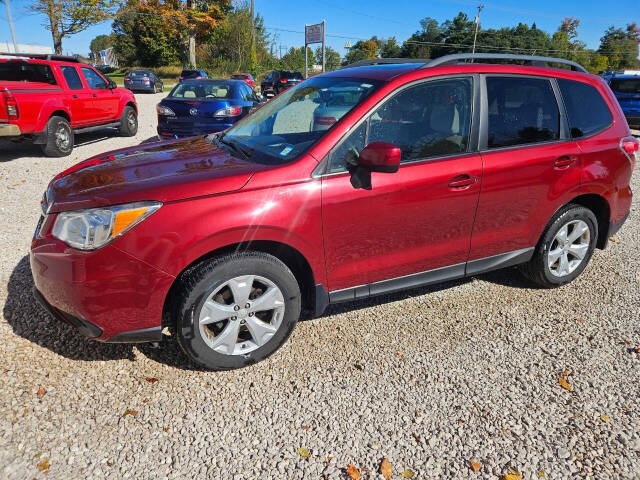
[0, 92, 639, 479]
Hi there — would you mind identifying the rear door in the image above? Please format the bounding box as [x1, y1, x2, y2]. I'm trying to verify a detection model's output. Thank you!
[59, 65, 93, 126]
[468, 75, 582, 270]
[321, 76, 482, 293]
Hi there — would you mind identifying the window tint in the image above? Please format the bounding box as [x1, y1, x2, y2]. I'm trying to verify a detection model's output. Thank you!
[81, 67, 107, 89]
[559, 79, 613, 138]
[0, 62, 57, 84]
[60, 66, 83, 90]
[368, 77, 473, 162]
[486, 77, 559, 148]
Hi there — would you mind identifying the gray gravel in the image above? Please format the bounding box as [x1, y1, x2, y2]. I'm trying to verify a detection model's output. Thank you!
[1, 96, 639, 479]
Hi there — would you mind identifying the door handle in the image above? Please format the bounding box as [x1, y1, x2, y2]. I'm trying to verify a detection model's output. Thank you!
[72, 94, 78, 98]
[92, 93, 97, 98]
[448, 174, 477, 189]
[554, 155, 577, 169]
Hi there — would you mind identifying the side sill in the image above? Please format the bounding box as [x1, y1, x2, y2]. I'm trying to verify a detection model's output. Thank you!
[465, 247, 534, 276]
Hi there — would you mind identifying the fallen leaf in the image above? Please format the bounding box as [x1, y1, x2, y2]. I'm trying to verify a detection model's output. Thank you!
[122, 409, 138, 417]
[400, 469, 415, 478]
[325, 456, 333, 466]
[162, 427, 168, 432]
[145, 377, 159, 383]
[36, 387, 46, 397]
[346, 464, 360, 480]
[301, 425, 310, 431]
[380, 457, 392, 480]
[36, 458, 50, 472]
[600, 413, 610, 424]
[397, 352, 404, 359]
[412, 432, 421, 443]
[354, 361, 364, 371]
[636, 345, 640, 354]
[560, 369, 572, 377]
[469, 460, 481, 472]
[558, 377, 573, 391]
[538, 471, 545, 478]
[505, 467, 522, 480]
[576, 317, 584, 324]
[610, 235, 618, 243]
[298, 447, 311, 459]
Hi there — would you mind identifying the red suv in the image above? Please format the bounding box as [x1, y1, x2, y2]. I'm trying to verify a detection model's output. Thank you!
[31, 54, 636, 370]
[0, 53, 138, 156]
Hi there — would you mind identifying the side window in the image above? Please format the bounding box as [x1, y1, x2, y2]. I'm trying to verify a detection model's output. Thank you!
[486, 76, 559, 148]
[60, 66, 83, 90]
[558, 79, 612, 138]
[368, 77, 473, 162]
[81, 67, 107, 89]
[328, 122, 367, 173]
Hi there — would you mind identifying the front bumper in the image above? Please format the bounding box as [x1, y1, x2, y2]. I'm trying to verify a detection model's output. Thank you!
[0, 123, 21, 136]
[30, 234, 175, 342]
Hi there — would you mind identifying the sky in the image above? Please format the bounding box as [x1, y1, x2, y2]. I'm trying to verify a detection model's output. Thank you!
[1, 0, 638, 59]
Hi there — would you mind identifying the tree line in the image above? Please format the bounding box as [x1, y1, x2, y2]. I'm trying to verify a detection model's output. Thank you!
[31, 0, 640, 75]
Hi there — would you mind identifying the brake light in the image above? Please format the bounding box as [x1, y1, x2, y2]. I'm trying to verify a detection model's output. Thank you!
[3, 89, 18, 120]
[280, 78, 288, 83]
[620, 136, 638, 167]
[315, 116, 337, 126]
[213, 105, 242, 117]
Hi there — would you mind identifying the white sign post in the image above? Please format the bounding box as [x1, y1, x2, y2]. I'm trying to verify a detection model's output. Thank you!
[304, 21, 325, 78]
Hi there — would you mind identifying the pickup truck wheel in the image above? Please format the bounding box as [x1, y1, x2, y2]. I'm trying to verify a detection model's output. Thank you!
[175, 252, 301, 370]
[41, 116, 73, 157]
[119, 106, 138, 136]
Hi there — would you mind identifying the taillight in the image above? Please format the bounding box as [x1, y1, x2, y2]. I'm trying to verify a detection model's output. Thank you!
[280, 78, 288, 83]
[620, 136, 638, 167]
[3, 89, 18, 120]
[315, 116, 337, 126]
[213, 105, 242, 117]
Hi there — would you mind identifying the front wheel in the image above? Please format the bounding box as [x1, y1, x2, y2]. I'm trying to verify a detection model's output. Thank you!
[520, 204, 598, 288]
[175, 252, 301, 370]
[118, 105, 138, 136]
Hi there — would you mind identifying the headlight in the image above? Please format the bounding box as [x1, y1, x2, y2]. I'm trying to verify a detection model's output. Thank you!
[156, 104, 175, 116]
[52, 201, 161, 250]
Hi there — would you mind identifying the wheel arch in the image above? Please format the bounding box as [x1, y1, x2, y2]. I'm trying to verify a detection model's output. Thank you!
[162, 240, 318, 330]
[566, 193, 611, 249]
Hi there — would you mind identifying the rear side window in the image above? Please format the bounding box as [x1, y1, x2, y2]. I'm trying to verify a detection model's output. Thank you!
[558, 79, 613, 138]
[0, 62, 57, 85]
[60, 66, 83, 90]
[486, 76, 560, 148]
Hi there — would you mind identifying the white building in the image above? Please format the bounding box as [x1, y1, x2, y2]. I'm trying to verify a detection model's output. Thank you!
[0, 42, 53, 54]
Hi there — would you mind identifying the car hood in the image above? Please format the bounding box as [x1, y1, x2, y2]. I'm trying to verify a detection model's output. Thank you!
[47, 136, 263, 213]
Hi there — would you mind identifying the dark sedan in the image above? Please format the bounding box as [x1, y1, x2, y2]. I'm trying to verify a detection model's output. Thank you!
[260, 70, 303, 97]
[124, 70, 164, 93]
[156, 79, 264, 138]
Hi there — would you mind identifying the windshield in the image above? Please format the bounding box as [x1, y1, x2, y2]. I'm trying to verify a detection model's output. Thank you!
[610, 78, 640, 94]
[219, 76, 381, 164]
[170, 82, 233, 99]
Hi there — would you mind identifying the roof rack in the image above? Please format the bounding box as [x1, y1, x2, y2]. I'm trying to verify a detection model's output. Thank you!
[342, 53, 587, 73]
[0, 52, 80, 63]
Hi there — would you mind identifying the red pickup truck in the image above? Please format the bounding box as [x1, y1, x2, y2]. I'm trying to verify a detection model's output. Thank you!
[0, 53, 138, 157]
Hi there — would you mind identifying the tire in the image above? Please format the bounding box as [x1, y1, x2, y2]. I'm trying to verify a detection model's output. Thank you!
[520, 204, 598, 288]
[40, 116, 73, 157]
[175, 252, 302, 370]
[118, 105, 138, 136]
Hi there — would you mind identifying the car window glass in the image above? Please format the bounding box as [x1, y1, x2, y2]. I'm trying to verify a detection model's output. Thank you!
[609, 78, 640, 94]
[81, 67, 107, 89]
[486, 76, 559, 148]
[328, 122, 367, 173]
[60, 66, 83, 90]
[558, 79, 613, 138]
[368, 77, 473, 162]
[170, 82, 232, 99]
[0, 62, 57, 84]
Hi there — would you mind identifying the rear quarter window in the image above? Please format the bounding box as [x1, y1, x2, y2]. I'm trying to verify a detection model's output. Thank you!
[558, 79, 613, 138]
[0, 62, 57, 84]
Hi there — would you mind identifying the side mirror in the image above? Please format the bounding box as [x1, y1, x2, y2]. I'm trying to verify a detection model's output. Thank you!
[357, 142, 401, 173]
[108, 80, 117, 90]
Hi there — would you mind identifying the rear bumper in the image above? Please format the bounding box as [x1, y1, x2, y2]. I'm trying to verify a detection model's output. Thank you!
[0, 123, 21, 136]
[30, 236, 175, 342]
[157, 122, 232, 137]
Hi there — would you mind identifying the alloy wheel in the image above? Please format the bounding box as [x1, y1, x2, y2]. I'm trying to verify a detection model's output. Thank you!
[547, 219, 590, 277]
[198, 275, 285, 355]
[55, 124, 71, 150]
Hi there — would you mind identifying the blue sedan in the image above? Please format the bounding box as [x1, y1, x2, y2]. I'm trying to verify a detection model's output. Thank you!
[156, 79, 264, 138]
[608, 75, 640, 128]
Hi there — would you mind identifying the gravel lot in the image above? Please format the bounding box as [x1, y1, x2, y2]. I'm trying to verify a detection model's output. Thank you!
[1, 93, 639, 480]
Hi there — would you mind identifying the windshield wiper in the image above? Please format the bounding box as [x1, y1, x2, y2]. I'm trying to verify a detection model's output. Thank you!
[211, 133, 251, 161]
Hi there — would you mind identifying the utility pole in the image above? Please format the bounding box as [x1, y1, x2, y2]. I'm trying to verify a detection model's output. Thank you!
[471, 4, 484, 58]
[4, 0, 19, 53]
[250, 0, 256, 75]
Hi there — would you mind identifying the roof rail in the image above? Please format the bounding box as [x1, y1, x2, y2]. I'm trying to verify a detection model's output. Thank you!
[341, 58, 430, 69]
[0, 52, 80, 63]
[422, 53, 588, 73]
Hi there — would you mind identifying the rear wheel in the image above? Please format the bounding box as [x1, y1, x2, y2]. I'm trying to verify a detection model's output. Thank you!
[40, 116, 73, 157]
[520, 204, 598, 288]
[118, 105, 138, 136]
[175, 252, 301, 370]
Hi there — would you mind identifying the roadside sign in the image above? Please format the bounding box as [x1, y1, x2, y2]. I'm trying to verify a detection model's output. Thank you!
[305, 23, 324, 45]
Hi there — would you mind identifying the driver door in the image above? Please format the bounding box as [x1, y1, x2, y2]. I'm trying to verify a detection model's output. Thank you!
[320, 76, 482, 296]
